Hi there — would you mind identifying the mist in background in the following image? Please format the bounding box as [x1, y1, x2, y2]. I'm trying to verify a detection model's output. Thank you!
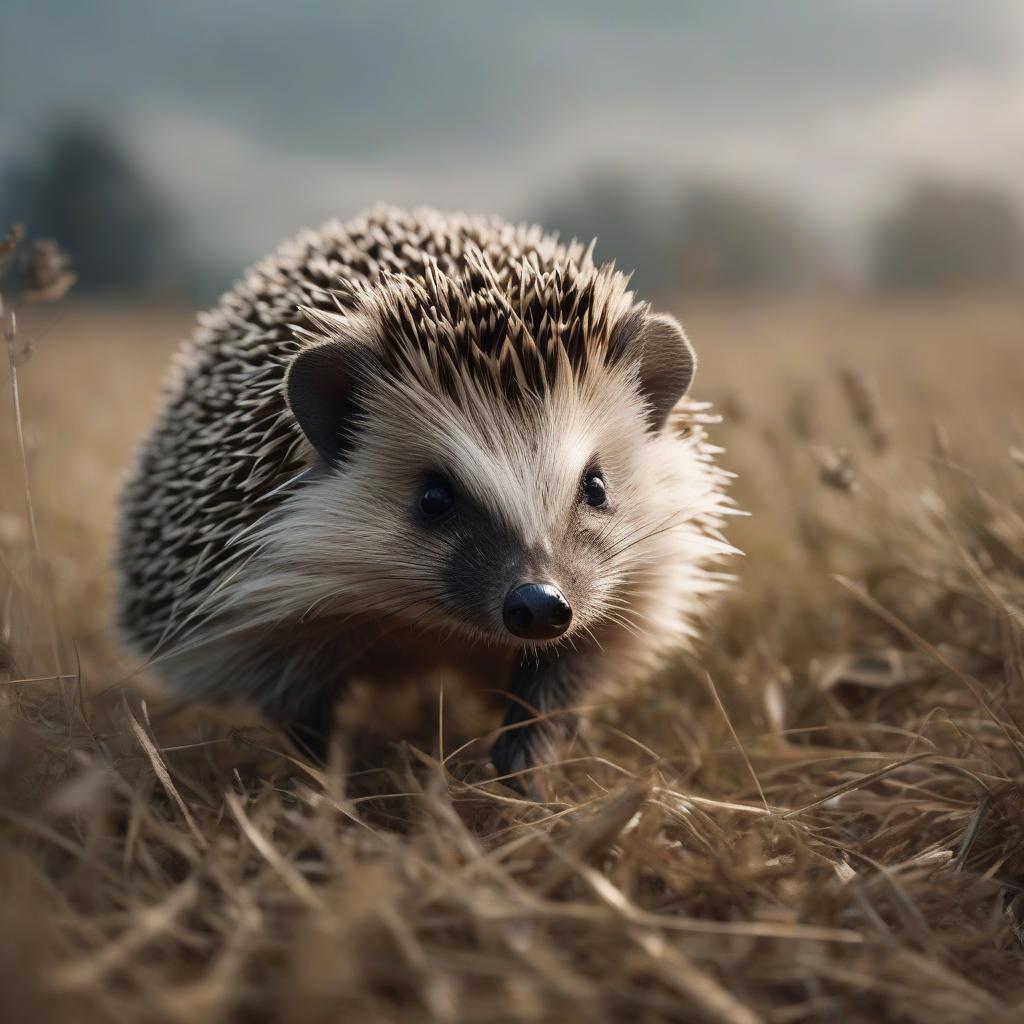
[3, 0, 1024, 301]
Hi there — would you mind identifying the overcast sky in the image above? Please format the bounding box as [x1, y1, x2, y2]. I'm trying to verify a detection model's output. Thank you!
[4, 1, 1023, 281]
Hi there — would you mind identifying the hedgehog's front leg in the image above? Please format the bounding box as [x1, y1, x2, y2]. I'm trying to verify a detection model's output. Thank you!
[490, 649, 594, 793]
[285, 692, 336, 764]
[278, 676, 351, 765]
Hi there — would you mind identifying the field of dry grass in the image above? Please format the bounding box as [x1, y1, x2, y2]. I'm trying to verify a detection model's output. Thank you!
[1, 293, 1023, 1022]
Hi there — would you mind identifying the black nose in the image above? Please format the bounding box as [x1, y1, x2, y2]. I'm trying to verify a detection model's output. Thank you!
[502, 583, 572, 640]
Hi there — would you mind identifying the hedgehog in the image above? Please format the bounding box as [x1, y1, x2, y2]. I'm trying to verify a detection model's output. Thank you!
[115, 206, 735, 786]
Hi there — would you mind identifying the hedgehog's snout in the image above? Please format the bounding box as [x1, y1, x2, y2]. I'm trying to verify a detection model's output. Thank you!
[502, 583, 572, 641]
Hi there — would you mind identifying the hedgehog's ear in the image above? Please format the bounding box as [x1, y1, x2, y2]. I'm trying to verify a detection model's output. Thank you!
[617, 311, 697, 431]
[285, 339, 372, 466]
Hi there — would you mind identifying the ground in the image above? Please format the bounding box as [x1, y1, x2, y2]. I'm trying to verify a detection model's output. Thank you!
[1, 296, 1022, 1023]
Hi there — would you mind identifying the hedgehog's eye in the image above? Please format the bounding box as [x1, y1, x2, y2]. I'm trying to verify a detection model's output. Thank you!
[418, 479, 455, 519]
[582, 470, 608, 509]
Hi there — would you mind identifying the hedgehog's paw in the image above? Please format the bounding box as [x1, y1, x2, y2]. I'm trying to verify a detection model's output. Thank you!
[282, 694, 339, 766]
[490, 720, 561, 800]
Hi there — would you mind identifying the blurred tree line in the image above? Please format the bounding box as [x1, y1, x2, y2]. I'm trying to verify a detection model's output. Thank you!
[3, 118, 1023, 300]
[543, 174, 1024, 298]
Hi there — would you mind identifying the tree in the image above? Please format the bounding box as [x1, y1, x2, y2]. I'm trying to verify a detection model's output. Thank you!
[535, 173, 679, 294]
[870, 180, 1024, 292]
[1, 117, 174, 295]
[674, 182, 827, 294]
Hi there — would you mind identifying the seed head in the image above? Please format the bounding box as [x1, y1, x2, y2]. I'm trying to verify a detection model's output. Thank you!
[18, 239, 76, 303]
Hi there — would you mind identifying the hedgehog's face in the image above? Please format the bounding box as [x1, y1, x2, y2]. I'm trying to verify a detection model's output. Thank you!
[283, 288, 700, 652]
[353, 370, 659, 650]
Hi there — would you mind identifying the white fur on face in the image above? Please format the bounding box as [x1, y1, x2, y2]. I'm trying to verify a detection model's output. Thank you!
[212, 350, 733, 671]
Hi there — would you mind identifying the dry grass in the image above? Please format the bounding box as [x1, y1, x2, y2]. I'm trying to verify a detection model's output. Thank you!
[1, 294, 1023, 1023]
